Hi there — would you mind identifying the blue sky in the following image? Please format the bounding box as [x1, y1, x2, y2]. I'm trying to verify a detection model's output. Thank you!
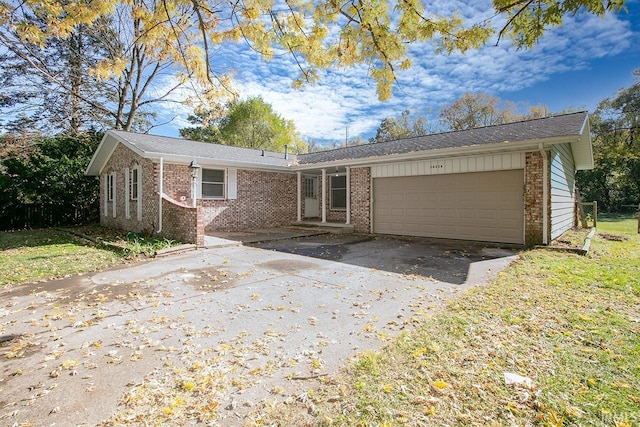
[158, 0, 640, 146]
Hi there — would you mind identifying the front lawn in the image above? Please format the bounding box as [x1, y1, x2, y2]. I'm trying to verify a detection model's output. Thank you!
[256, 217, 640, 426]
[0, 226, 180, 287]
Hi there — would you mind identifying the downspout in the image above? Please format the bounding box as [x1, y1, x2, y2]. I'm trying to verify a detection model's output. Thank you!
[157, 157, 163, 233]
[539, 144, 548, 245]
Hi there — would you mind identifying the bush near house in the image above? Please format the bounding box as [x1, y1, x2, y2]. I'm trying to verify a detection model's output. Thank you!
[0, 132, 101, 230]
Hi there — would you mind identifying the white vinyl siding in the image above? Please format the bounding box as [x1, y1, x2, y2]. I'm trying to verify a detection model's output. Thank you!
[550, 143, 576, 240]
[371, 152, 525, 178]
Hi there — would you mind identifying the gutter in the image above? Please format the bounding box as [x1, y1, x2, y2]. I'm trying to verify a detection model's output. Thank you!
[539, 143, 548, 245]
[157, 157, 163, 234]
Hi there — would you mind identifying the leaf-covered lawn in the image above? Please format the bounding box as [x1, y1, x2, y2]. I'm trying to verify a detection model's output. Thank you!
[256, 218, 640, 426]
[0, 228, 121, 286]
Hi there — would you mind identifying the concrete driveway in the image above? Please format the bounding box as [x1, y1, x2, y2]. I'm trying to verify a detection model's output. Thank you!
[0, 232, 518, 426]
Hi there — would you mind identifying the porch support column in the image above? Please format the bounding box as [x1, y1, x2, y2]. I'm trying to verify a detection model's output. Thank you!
[345, 166, 351, 225]
[321, 168, 327, 223]
[296, 171, 302, 222]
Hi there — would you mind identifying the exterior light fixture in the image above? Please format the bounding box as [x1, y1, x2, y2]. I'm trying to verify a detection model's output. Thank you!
[189, 160, 200, 178]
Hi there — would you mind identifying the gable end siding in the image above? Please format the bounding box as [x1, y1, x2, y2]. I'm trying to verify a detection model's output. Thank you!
[550, 143, 576, 240]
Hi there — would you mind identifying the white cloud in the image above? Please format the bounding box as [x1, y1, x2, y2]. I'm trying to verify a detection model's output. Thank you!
[153, 4, 635, 144]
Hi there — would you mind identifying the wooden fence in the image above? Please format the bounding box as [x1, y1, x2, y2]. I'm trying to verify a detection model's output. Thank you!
[0, 203, 98, 230]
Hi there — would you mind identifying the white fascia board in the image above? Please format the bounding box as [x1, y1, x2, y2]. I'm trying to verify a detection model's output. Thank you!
[85, 130, 147, 176]
[293, 135, 581, 171]
[572, 117, 594, 170]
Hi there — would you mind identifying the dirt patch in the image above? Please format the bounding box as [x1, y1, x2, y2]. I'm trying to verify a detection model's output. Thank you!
[599, 232, 628, 241]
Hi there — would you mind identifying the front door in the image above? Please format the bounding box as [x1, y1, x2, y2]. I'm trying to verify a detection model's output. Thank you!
[304, 176, 319, 218]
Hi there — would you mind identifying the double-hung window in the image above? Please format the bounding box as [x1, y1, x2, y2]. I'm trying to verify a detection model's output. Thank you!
[202, 169, 225, 199]
[330, 175, 347, 210]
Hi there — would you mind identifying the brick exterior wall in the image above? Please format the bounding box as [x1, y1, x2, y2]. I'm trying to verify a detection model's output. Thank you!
[162, 197, 204, 246]
[100, 142, 548, 246]
[100, 144, 202, 244]
[350, 167, 371, 233]
[524, 150, 550, 246]
[160, 164, 195, 205]
[100, 144, 157, 234]
[200, 169, 297, 232]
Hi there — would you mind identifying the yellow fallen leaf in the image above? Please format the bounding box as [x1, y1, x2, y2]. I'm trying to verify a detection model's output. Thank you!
[433, 380, 450, 390]
[413, 347, 427, 358]
[61, 359, 78, 369]
[382, 383, 393, 393]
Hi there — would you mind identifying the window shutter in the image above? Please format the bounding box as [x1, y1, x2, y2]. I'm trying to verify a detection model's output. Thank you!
[137, 167, 143, 221]
[112, 173, 117, 218]
[125, 167, 130, 219]
[103, 174, 108, 217]
[227, 168, 237, 200]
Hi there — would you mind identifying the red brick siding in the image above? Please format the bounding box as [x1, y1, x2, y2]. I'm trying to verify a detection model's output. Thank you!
[525, 150, 550, 246]
[200, 169, 296, 231]
[100, 144, 203, 244]
[350, 167, 371, 233]
[161, 197, 203, 245]
[100, 144, 156, 234]
[161, 164, 195, 205]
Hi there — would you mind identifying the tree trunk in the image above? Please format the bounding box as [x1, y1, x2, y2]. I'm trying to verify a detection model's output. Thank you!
[68, 27, 84, 134]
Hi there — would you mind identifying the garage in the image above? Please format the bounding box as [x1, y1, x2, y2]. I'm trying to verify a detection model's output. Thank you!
[373, 169, 524, 244]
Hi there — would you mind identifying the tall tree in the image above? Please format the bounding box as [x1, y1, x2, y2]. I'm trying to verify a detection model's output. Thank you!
[181, 97, 307, 153]
[0, 0, 231, 133]
[370, 109, 430, 143]
[577, 70, 640, 211]
[0, 0, 626, 133]
[179, 106, 225, 143]
[439, 92, 547, 131]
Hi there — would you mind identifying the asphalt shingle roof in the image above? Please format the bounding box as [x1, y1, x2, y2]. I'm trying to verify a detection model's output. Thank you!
[298, 111, 588, 165]
[110, 130, 293, 167]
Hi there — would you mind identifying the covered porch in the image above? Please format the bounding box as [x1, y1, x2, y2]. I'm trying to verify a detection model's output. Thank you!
[295, 166, 352, 225]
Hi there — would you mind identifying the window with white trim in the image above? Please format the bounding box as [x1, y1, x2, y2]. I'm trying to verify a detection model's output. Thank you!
[130, 166, 139, 200]
[108, 172, 116, 201]
[330, 175, 347, 210]
[202, 169, 225, 199]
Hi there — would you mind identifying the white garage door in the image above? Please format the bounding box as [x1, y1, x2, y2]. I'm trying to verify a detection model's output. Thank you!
[373, 170, 524, 244]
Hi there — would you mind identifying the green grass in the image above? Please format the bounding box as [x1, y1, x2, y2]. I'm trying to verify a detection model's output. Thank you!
[0, 228, 121, 286]
[257, 218, 640, 426]
[0, 226, 181, 287]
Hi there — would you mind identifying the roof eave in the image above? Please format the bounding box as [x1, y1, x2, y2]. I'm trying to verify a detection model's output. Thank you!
[571, 115, 594, 170]
[295, 135, 582, 170]
[144, 153, 295, 172]
[85, 130, 146, 176]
